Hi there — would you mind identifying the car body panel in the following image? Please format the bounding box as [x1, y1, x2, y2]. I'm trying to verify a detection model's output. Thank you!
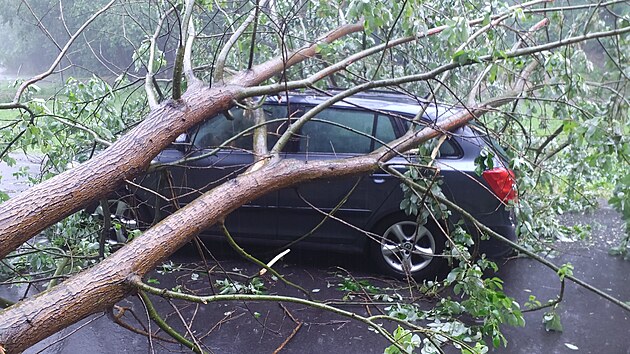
[129, 92, 516, 259]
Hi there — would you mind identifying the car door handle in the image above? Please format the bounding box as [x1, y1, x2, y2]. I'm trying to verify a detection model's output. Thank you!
[370, 174, 389, 184]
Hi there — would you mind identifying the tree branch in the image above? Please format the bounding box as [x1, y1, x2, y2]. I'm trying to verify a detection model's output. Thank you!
[213, 0, 270, 83]
[243, 98, 270, 172]
[172, 0, 195, 100]
[138, 291, 206, 354]
[145, 7, 176, 109]
[22, 0, 63, 52]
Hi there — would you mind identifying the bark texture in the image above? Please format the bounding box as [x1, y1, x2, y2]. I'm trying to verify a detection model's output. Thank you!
[0, 23, 364, 260]
[0, 106, 480, 352]
[0, 84, 238, 260]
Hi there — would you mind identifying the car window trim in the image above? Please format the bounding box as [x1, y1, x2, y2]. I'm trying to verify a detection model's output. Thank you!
[188, 102, 464, 159]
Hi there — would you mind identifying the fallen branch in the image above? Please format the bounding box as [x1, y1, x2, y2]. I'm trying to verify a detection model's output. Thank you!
[260, 249, 291, 276]
[273, 304, 303, 354]
[383, 166, 630, 313]
[273, 322, 302, 354]
[138, 291, 206, 354]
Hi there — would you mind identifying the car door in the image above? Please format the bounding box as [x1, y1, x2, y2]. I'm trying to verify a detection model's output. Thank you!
[183, 106, 289, 239]
[276, 107, 401, 245]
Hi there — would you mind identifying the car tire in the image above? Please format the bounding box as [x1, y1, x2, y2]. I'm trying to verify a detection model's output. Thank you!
[370, 214, 448, 280]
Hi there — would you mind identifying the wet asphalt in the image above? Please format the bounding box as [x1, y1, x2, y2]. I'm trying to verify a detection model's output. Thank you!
[1, 155, 629, 354]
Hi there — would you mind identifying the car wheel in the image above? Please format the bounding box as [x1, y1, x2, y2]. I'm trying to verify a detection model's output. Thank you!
[370, 215, 447, 280]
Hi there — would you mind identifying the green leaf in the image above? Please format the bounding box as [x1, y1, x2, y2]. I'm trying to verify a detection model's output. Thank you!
[543, 311, 563, 332]
[492, 333, 501, 348]
[147, 278, 160, 285]
[452, 50, 470, 64]
[488, 65, 498, 83]
[557, 263, 573, 280]
[446, 268, 459, 283]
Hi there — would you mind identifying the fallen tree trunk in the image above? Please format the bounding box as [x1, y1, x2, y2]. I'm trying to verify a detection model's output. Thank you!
[0, 23, 364, 260]
[0, 105, 482, 352]
[1, 11, 626, 350]
[0, 84, 236, 259]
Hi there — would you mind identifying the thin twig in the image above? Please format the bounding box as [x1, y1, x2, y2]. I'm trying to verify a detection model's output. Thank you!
[523, 279, 565, 313]
[167, 299, 205, 352]
[138, 291, 206, 354]
[272, 322, 302, 354]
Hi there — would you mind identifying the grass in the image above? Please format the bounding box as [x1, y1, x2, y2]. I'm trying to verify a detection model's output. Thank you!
[0, 109, 19, 120]
[0, 79, 65, 102]
[0, 79, 60, 123]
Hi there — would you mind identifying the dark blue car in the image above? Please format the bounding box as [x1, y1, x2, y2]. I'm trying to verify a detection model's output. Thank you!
[122, 91, 517, 279]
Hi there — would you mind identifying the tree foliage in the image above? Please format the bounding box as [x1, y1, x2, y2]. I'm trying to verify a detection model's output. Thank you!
[0, 0, 628, 352]
[0, 0, 148, 73]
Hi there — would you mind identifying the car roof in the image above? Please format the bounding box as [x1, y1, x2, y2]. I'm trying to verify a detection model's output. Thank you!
[265, 91, 463, 122]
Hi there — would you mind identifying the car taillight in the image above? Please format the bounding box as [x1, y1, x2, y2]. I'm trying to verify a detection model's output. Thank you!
[482, 167, 517, 203]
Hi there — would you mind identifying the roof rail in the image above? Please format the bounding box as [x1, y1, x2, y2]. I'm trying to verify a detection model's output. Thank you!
[289, 87, 432, 105]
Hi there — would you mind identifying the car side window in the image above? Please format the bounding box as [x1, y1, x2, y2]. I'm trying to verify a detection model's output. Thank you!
[299, 109, 376, 154]
[435, 138, 458, 157]
[389, 114, 460, 158]
[193, 105, 289, 150]
[374, 115, 397, 150]
[415, 137, 460, 158]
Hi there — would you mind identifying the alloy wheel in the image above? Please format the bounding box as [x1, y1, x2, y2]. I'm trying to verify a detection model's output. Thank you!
[379, 220, 436, 273]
